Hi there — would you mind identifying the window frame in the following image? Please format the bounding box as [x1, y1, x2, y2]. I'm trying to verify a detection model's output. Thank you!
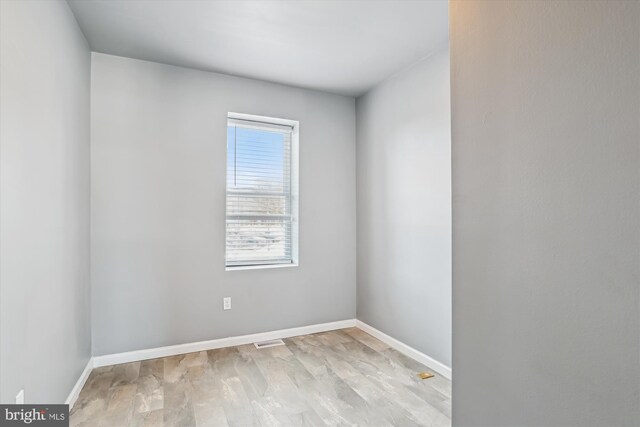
[225, 112, 299, 271]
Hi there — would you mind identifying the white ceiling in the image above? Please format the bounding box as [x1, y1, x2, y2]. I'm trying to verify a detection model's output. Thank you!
[67, 0, 448, 97]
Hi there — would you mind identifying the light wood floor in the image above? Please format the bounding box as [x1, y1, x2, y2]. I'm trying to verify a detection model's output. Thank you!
[70, 328, 451, 426]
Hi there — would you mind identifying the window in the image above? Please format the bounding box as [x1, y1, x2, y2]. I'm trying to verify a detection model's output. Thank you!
[225, 113, 299, 269]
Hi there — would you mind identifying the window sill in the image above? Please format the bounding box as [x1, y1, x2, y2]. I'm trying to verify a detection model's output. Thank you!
[225, 263, 298, 272]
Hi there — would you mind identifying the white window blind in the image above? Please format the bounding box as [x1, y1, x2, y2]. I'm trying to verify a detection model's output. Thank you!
[226, 117, 294, 267]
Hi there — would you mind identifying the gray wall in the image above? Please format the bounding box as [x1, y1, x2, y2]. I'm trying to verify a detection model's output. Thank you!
[0, 0, 91, 403]
[356, 47, 452, 368]
[90, 53, 356, 356]
[450, 1, 640, 426]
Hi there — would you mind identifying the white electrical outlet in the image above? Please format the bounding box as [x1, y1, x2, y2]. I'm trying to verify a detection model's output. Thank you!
[16, 389, 24, 404]
[223, 297, 231, 310]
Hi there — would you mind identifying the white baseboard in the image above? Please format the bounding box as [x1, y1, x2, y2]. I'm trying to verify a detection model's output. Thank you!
[71, 318, 448, 406]
[65, 358, 94, 409]
[93, 319, 357, 368]
[355, 320, 452, 380]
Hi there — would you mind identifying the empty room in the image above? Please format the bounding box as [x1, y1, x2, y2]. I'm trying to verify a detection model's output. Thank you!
[0, 1, 638, 427]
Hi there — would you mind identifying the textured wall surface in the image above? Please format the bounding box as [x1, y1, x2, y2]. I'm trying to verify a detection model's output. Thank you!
[0, 0, 91, 403]
[356, 47, 452, 368]
[450, 1, 640, 425]
[91, 53, 356, 356]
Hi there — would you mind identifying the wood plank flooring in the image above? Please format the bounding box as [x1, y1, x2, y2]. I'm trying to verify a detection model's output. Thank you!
[70, 328, 451, 426]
